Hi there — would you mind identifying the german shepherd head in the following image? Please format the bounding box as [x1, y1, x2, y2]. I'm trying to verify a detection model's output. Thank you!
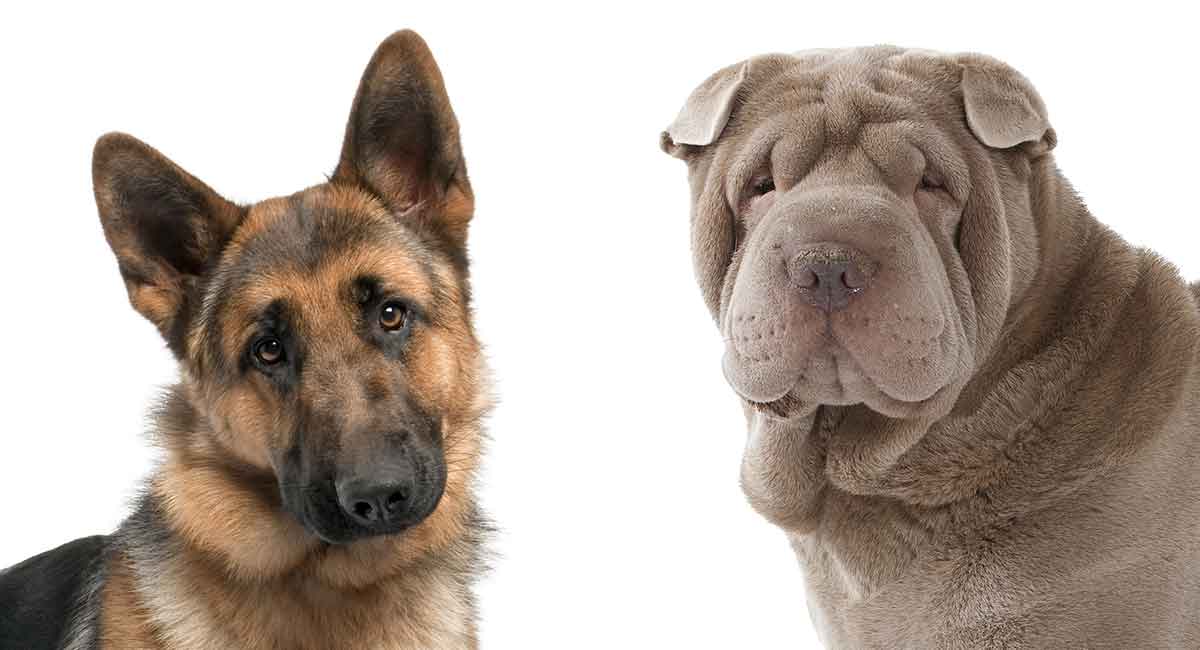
[91, 31, 487, 585]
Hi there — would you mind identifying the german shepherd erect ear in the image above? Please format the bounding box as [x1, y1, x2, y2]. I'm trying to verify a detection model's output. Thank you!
[92, 133, 244, 357]
[333, 30, 474, 252]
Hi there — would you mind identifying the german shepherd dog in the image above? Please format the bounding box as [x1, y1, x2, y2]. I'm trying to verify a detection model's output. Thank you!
[0, 30, 490, 649]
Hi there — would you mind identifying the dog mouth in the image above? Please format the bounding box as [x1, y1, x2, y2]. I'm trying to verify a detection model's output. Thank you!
[728, 339, 951, 421]
[738, 350, 855, 419]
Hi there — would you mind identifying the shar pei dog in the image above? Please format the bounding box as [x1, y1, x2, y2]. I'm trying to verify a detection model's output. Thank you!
[661, 47, 1200, 648]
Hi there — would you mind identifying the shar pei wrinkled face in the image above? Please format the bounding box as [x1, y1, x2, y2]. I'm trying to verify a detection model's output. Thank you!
[662, 47, 1057, 421]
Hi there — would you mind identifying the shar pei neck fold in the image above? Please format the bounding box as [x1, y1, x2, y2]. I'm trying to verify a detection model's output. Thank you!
[662, 47, 1200, 649]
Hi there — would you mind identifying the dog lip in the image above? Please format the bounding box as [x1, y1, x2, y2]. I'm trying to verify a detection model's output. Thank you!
[833, 326, 947, 404]
[721, 352, 796, 404]
[291, 496, 346, 545]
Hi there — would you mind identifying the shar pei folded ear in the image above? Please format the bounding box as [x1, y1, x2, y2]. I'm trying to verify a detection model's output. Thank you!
[660, 47, 1200, 649]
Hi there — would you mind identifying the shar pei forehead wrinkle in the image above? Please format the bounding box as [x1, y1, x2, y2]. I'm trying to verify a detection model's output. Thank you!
[663, 47, 1054, 154]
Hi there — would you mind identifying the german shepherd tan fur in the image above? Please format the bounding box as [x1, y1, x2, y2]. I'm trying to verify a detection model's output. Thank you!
[0, 30, 490, 649]
[662, 48, 1200, 648]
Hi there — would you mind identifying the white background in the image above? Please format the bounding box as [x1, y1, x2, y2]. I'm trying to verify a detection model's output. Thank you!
[1, 3, 1196, 648]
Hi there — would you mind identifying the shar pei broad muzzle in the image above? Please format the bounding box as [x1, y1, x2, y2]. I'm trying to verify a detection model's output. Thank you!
[661, 47, 1200, 649]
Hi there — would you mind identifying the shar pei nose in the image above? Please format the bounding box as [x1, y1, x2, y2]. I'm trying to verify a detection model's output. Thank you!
[662, 47, 1200, 649]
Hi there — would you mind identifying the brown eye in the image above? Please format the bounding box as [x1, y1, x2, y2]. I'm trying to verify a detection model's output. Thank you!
[253, 337, 284, 365]
[752, 176, 776, 196]
[919, 174, 943, 192]
[379, 301, 409, 331]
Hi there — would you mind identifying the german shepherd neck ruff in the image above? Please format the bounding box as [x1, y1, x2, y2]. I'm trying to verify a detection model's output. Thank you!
[0, 30, 491, 650]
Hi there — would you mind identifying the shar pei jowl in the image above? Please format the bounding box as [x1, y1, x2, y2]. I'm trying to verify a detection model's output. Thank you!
[661, 47, 1200, 648]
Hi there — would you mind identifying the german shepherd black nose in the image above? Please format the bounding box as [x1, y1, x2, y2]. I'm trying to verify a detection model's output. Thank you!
[335, 448, 443, 530]
[339, 476, 413, 526]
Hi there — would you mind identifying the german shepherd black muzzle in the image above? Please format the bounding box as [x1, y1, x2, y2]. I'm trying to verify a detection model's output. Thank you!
[279, 414, 447, 544]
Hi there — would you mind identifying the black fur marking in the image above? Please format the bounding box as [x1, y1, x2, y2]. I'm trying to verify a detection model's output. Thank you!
[0, 535, 107, 649]
[114, 171, 212, 277]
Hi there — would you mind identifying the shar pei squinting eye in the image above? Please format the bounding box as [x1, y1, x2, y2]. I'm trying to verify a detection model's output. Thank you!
[662, 47, 1200, 649]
